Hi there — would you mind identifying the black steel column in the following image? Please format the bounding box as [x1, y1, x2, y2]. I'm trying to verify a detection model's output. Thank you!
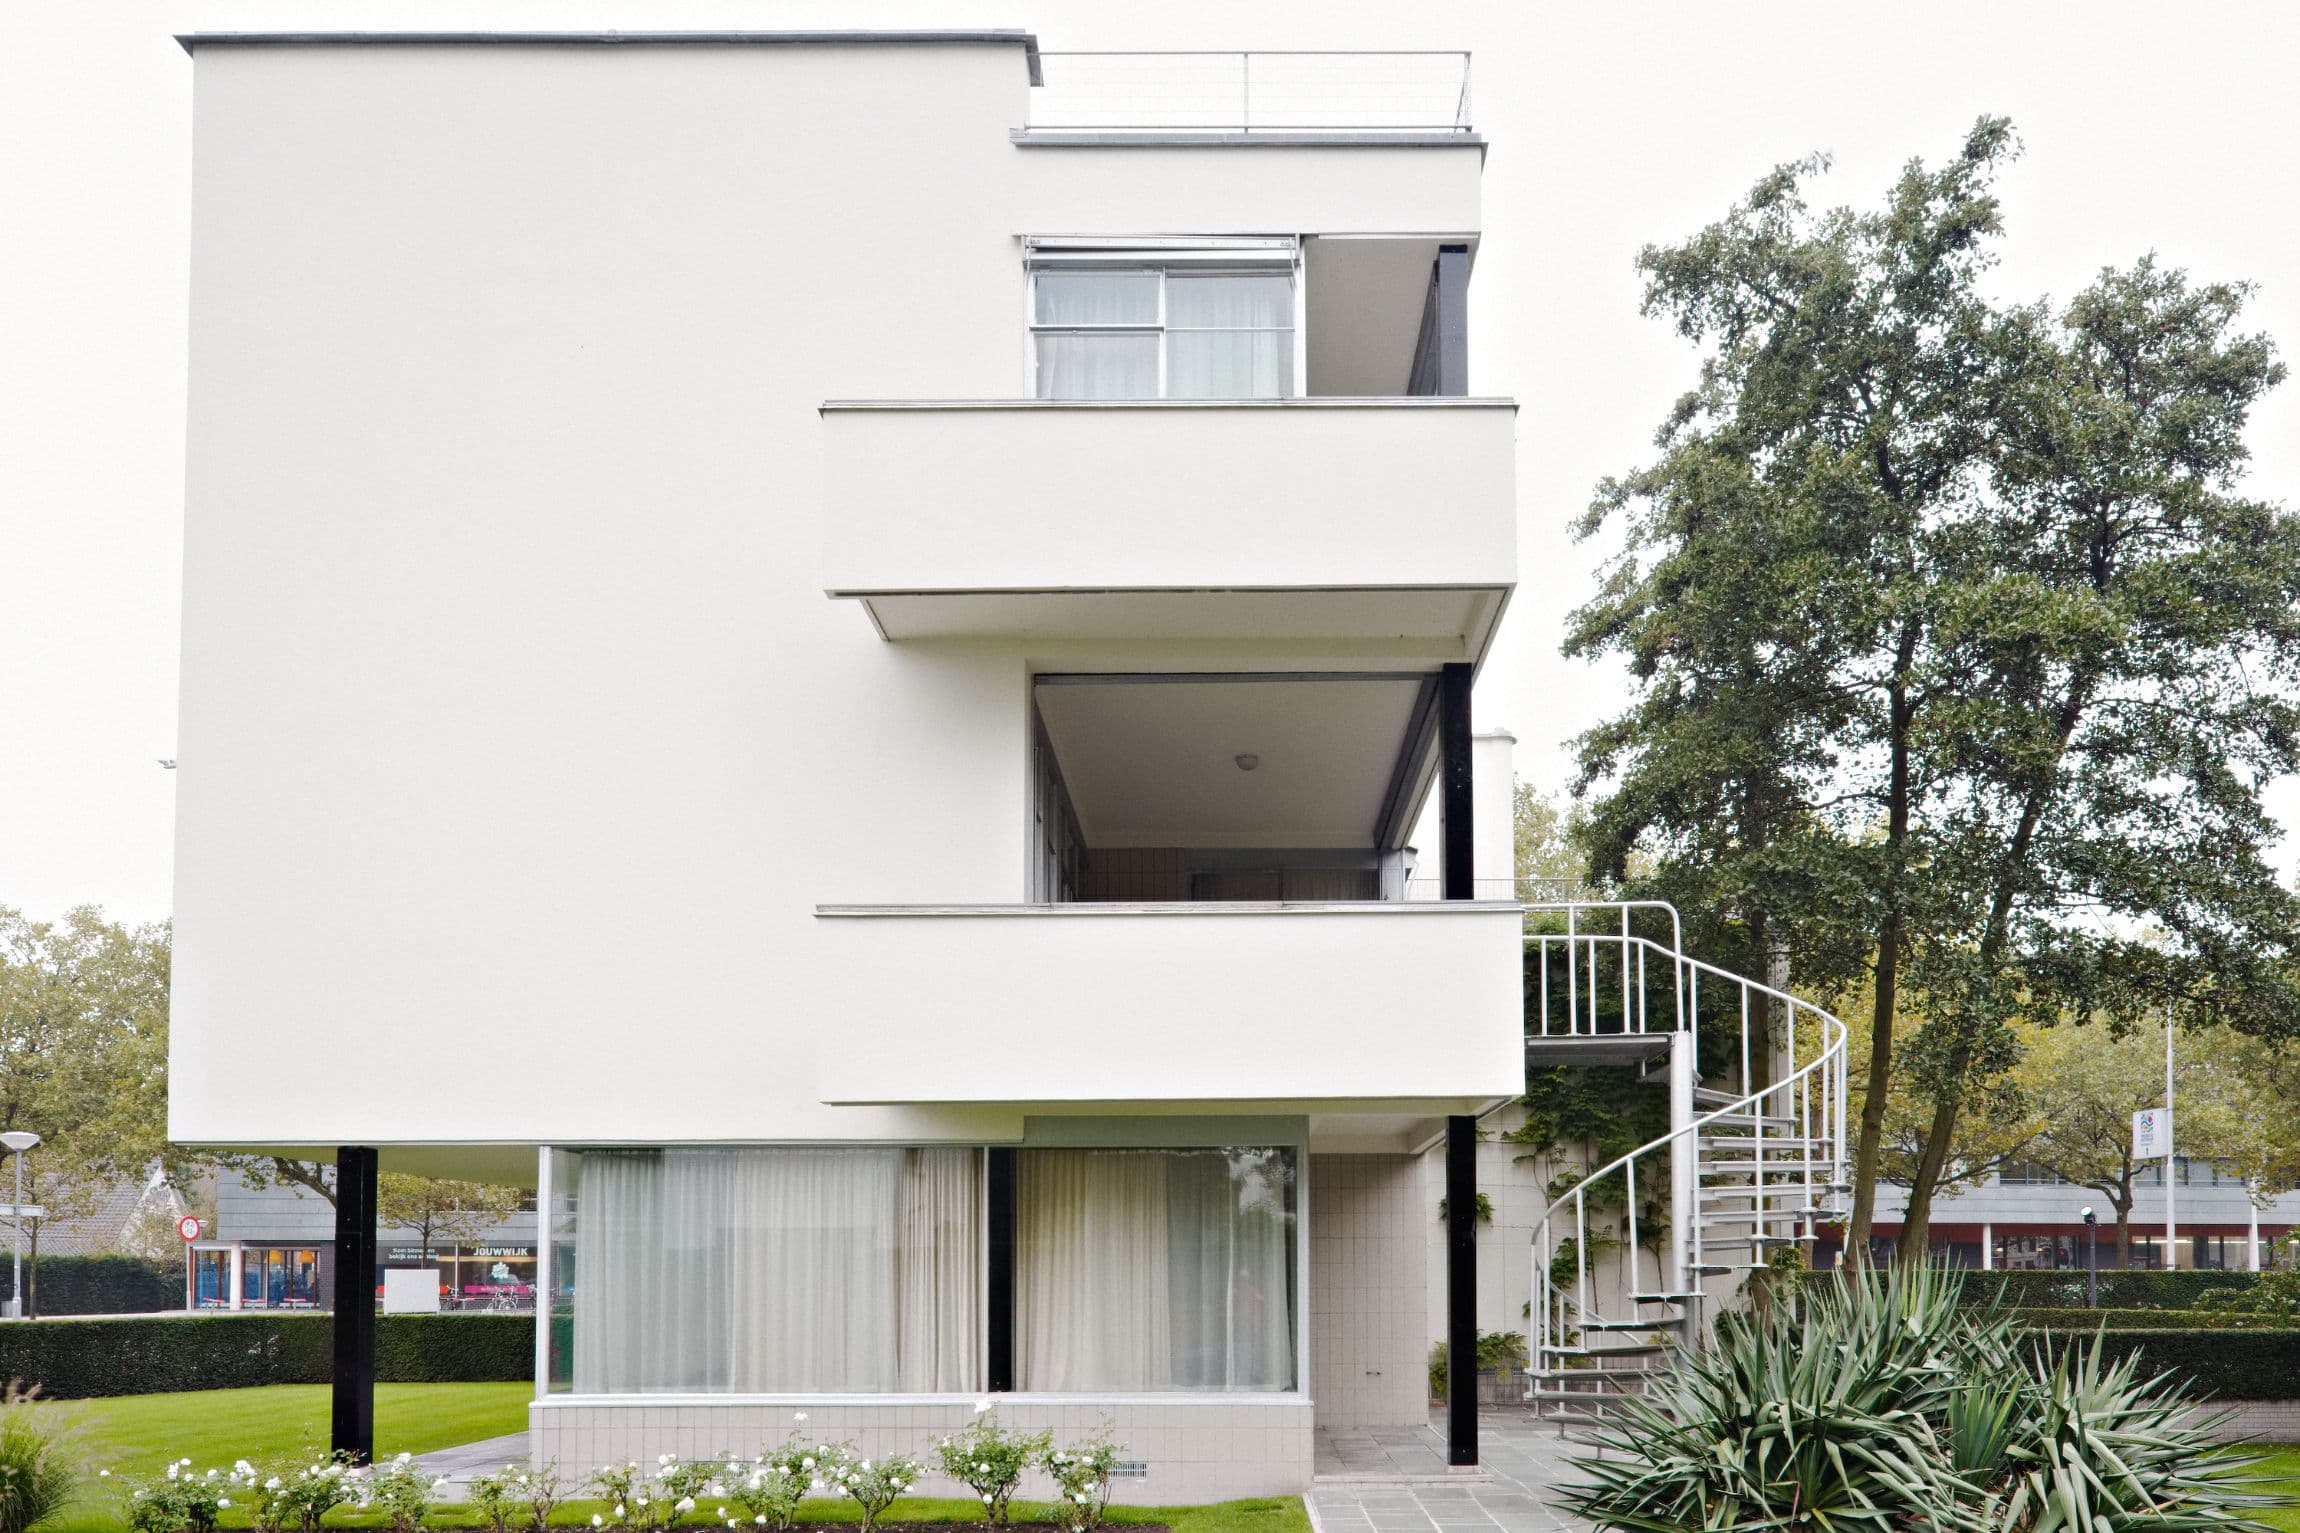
[1445, 1115, 1478, 1466]
[1434, 244, 1470, 397]
[1440, 661, 1474, 900]
[331, 1147, 378, 1463]
[986, 1147, 1017, 1393]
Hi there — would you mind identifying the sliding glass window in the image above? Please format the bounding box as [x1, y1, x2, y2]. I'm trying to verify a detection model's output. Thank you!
[562, 1147, 980, 1393]
[1015, 1147, 1298, 1391]
[1031, 262, 1296, 400]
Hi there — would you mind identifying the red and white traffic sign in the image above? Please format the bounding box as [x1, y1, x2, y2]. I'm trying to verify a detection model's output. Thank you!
[177, 1215, 201, 1242]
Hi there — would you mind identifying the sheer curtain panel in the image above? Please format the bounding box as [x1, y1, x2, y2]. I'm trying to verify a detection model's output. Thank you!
[1016, 1147, 1297, 1391]
[571, 1147, 979, 1393]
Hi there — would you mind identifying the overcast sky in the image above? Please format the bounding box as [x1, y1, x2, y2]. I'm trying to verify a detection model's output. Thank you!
[4, 0, 2297, 926]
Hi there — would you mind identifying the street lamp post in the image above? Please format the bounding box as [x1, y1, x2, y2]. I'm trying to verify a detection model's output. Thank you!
[0, 1133, 40, 1320]
[2080, 1206, 2099, 1309]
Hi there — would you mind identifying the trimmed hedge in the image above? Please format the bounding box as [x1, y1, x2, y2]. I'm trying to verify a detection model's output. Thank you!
[0, 1312, 532, 1398]
[2027, 1327, 2300, 1400]
[2008, 1306, 2290, 1331]
[1956, 1270, 2262, 1311]
[27, 1256, 181, 1316]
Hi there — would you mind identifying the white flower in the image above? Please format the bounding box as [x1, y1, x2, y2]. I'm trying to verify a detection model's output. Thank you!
[982, 1494, 994, 1505]
[1076, 1493, 1090, 1504]
[793, 1411, 808, 1423]
[98, 1470, 110, 1479]
[613, 1504, 626, 1518]
[591, 1516, 604, 1527]
[676, 1498, 696, 1513]
[265, 1478, 284, 1491]
[219, 1499, 232, 1509]
[973, 1400, 993, 1414]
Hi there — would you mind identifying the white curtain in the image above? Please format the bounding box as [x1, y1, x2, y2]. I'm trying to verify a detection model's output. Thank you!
[1166, 273, 1293, 399]
[572, 1148, 979, 1394]
[1016, 1148, 1296, 1392]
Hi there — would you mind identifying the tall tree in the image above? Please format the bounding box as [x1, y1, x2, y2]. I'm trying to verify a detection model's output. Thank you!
[375, 1175, 527, 1265]
[2009, 1020, 2256, 1267]
[1574, 120, 2300, 1261]
[1571, 120, 2017, 1236]
[1893, 258, 2300, 1256]
[0, 907, 174, 1311]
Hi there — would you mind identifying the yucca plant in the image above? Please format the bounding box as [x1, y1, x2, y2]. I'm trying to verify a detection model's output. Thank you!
[1564, 1264, 2292, 1533]
[1990, 1335, 2280, 1533]
[1564, 1264, 1990, 1530]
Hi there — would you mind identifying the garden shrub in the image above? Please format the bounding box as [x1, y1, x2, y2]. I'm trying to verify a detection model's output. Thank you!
[0, 1314, 530, 1398]
[2005, 1306, 2290, 1331]
[2024, 1328, 2300, 1400]
[1954, 1269, 2262, 1311]
[1564, 1264, 2285, 1532]
[26, 1258, 178, 1318]
[0, 1386, 77, 1533]
[933, 1406, 1049, 1525]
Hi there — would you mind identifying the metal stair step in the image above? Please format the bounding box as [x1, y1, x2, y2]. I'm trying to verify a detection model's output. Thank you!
[1700, 1113, 1801, 1130]
[1689, 1261, 1768, 1275]
[1526, 1365, 1668, 1381]
[1630, 1290, 1705, 1303]
[1578, 1316, 1688, 1331]
[1539, 1341, 1672, 1358]
[1694, 1234, 1808, 1250]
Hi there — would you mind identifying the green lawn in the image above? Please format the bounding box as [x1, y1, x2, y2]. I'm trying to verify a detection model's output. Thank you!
[2258, 1449, 2300, 1533]
[42, 1384, 1308, 1533]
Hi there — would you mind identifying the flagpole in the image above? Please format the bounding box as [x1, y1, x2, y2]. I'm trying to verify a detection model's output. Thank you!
[2165, 1003, 2176, 1270]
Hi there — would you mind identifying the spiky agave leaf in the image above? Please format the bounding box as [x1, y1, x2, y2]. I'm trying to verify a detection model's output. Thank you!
[1561, 1265, 1989, 1531]
[1996, 1333, 2285, 1533]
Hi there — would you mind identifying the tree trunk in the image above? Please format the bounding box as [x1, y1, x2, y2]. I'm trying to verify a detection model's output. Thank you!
[2116, 1211, 2131, 1268]
[1846, 649, 1918, 1265]
[1898, 1094, 1959, 1263]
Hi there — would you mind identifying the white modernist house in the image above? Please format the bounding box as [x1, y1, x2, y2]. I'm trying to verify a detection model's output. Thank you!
[169, 31, 1530, 1496]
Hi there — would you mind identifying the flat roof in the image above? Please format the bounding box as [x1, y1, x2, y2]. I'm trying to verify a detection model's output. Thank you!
[173, 29, 1045, 84]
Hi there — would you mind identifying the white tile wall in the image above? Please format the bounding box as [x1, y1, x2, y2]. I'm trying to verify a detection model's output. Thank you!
[1308, 1153, 1431, 1430]
[529, 1398, 1314, 1504]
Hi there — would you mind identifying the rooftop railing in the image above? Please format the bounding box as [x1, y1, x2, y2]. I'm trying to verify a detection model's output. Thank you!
[1026, 51, 1473, 136]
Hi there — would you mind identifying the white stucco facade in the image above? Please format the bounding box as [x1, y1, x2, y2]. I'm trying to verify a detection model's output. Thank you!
[171, 32, 1516, 1494]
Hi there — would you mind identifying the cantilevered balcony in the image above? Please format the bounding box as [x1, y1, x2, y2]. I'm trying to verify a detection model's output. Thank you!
[818, 397, 1515, 654]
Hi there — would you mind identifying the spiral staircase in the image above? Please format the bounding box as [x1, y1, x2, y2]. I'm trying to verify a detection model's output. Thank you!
[1519, 902, 1851, 1431]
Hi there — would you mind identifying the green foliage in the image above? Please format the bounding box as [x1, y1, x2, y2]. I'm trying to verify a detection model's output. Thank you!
[237, 1451, 354, 1533]
[1432, 1193, 1491, 1224]
[1568, 1265, 1992, 1531]
[719, 1420, 819, 1533]
[2027, 1329, 2300, 1401]
[933, 1408, 1049, 1525]
[1956, 1270, 2260, 1311]
[466, 1462, 559, 1533]
[111, 1458, 225, 1533]
[2196, 1270, 2300, 1325]
[1039, 1430, 1119, 1533]
[1567, 111, 2300, 1266]
[0, 909, 178, 1289]
[353, 1455, 441, 1533]
[1563, 1264, 2286, 1532]
[2008, 1308, 2291, 1332]
[0, 1314, 530, 1399]
[1426, 1332, 1527, 1398]
[26, 1261, 177, 1320]
[0, 1390, 75, 1533]
[821, 1447, 921, 1533]
[1995, 1337, 2283, 1532]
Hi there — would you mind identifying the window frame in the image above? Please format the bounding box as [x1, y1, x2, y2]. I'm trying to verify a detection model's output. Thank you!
[1025, 239, 1305, 401]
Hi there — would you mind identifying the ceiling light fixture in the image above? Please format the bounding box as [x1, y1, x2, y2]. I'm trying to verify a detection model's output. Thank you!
[1234, 754, 1260, 772]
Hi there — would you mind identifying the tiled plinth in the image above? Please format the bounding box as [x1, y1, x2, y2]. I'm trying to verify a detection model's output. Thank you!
[531, 1397, 1314, 1504]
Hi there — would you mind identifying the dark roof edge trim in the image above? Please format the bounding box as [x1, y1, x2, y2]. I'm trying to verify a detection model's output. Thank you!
[174, 29, 1045, 84]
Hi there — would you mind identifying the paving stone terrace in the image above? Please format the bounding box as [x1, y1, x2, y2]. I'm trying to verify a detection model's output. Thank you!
[1309, 1410, 1598, 1533]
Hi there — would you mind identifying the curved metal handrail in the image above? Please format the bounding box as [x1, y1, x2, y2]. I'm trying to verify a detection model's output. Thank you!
[1523, 921, 1850, 1388]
